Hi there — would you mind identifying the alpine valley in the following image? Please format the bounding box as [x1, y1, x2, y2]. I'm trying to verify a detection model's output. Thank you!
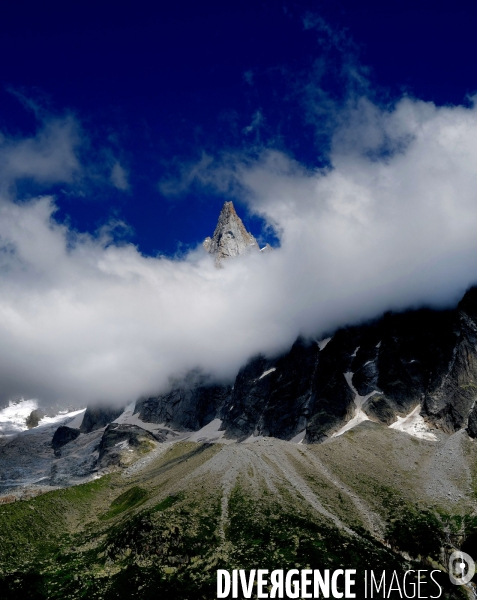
[1, 203, 477, 599]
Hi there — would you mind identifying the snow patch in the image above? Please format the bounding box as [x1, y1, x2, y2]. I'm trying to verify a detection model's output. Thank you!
[289, 430, 306, 444]
[112, 412, 186, 440]
[186, 418, 227, 443]
[351, 346, 360, 357]
[0, 399, 38, 435]
[38, 409, 85, 429]
[332, 373, 379, 438]
[243, 433, 266, 443]
[114, 440, 132, 452]
[0, 400, 84, 436]
[318, 337, 332, 351]
[67, 409, 86, 429]
[389, 405, 437, 441]
[259, 368, 276, 380]
[113, 400, 137, 424]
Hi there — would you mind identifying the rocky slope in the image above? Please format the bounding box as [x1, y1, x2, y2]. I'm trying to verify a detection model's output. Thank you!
[0, 426, 475, 599]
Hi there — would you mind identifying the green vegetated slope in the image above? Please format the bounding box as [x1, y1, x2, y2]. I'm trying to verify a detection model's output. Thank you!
[0, 427, 476, 600]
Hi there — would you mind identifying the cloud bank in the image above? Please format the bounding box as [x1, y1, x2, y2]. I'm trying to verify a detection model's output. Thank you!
[2, 96, 477, 407]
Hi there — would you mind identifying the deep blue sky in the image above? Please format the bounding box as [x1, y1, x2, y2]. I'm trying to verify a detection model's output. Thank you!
[1, 0, 476, 256]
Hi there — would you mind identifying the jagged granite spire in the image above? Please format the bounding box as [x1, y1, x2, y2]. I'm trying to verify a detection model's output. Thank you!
[203, 201, 259, 265]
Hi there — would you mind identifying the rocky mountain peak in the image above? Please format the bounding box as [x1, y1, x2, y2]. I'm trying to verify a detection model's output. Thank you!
[203, 201, 259, 265]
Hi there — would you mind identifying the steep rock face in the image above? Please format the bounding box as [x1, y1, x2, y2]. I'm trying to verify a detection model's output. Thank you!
[467, 403, 477, 438]
[346, 299, 477, 435]
[80, 405, 125, 433]
[305, 330, 358, 442]
[376, 310, 457, 410]
[76, 286, 477, 443]
[260, 338, 320, 439]
[221, 338, 320, 440]
[423, 288, 477, 432]
[51, 426, 80, 457]
[136, 372, 231, 431]
[203, 201, 259, 265]
[221, 336, 353, 442]
[220, 356, 280, 440]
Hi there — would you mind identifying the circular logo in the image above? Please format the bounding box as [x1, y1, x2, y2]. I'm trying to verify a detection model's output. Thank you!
[448, 551, 475, 585]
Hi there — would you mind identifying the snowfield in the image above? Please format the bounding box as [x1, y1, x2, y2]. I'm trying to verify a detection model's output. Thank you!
[0, 399, 85, 436]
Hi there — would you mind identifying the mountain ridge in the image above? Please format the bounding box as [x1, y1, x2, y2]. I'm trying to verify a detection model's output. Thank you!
[1, 201, 477, 597]
[4, 201, 477, 458]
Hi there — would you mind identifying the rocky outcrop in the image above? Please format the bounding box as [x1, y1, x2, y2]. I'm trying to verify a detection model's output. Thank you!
[26, 409, 43, 429]
[97, 424, 162, 468]
[80, 405, 125, 433]
[423, 288, 477, 432]
[305, 331, 358, 442]
[362, 395, 397, 425]
[203, 201, 259, 265]
[51, 425, 80, 456]
[220, 354, 280, 440]
[136, 371, 231, 431]
[467, 403, 477, 438]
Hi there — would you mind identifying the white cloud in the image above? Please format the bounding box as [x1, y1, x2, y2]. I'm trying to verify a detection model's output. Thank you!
[2, 95, 477, 407]
[110, 161, 129, 190]
[242, 110, 264, 136]
[158, 153, 214, 196]
[232, 96, 477, 317]
[0, 116, 81, 189]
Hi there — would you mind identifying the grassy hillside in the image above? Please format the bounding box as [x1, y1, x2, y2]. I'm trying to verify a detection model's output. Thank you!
[0, 426, 475, 599]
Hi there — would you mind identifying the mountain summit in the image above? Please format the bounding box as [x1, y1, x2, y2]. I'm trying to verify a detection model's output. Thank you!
[203, 201, 259, 265]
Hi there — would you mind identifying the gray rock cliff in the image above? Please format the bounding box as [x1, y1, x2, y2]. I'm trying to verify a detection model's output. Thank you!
[136, 371, 231, 432]
[51, 425, 80, 457]
[80, 405, 125, 433]
[203, 201, 259, 265]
